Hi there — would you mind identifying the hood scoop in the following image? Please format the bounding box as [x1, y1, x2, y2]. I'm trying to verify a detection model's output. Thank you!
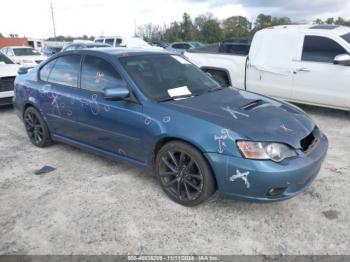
[241, 99, 267, 111]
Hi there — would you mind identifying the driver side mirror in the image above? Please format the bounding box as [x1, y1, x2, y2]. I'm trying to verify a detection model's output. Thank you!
[334, 54, 350, 66]
[103, 86, 129, 101]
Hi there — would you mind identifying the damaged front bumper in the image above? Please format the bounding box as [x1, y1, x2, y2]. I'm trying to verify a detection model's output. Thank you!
[204, 132, 328, 202]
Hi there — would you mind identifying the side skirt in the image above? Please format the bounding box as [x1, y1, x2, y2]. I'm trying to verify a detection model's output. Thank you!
[52, 134, 153, 173]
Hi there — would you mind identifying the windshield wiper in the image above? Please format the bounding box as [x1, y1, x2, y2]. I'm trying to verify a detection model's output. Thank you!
[158, 94, 195, 102]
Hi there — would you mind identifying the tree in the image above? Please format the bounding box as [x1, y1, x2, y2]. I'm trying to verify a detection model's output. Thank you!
[326, 17, 335, 24]
[193, 13, 224, 43]
[181, 13, 194, 41]
[254, 14, 273, 30]
[313, 18, 324, 24]
[223, 16, 251, 38]
[271, 17, 292, 26]
[136, 23, 163, 42]
[0, 32, 3, 38]
[335, 17, 350, 26]
[199, 18, 224, 43]
[163, 21, 182, 42]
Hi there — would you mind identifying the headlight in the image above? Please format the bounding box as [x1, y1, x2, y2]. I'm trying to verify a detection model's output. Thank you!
[236, 141, 297, 162]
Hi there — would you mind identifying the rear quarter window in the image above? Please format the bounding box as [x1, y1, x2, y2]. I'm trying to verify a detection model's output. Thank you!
[40, 59, 57, 81]
[46, 55, 81, 87]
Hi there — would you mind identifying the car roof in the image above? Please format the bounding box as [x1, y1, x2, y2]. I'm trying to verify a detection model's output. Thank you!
[265, 24, 350, 36]
[61, 47, 170, 57]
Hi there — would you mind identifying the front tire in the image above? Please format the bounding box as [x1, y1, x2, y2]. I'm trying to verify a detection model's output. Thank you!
[23, 107, 52, 147]
[156, 141, 216, 206]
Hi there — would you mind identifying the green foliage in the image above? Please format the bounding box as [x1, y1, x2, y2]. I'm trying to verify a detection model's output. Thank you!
[253, 14, 292, 33]
[313, 17, 350, 26]
[223, 16, 251, 38]
[181, 13, 194, 41]
[193, 13, 223, 43]
[135, 12, 350, 45]
[199, 18, 224, 43]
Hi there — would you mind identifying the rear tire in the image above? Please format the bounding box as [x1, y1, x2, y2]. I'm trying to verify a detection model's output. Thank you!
[156, 141, 216, 206]
[23, 107, 52, 147]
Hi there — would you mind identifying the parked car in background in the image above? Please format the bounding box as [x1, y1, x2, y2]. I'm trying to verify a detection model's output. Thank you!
[42, 46, 62, 56]
[185, 24, 350, 111]
[151, 41, 169, 48]
[94, 36, 163, 50]
[166, 42, 195, 53]
[0, 46, 47, 67]
[14, 48, 328, 206]
[0, 52, 19, 105]
[61, 43, 111, 52]
[188, 41, 204, 48]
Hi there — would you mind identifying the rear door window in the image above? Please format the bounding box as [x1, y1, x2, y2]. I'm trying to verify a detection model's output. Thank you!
[302, 35, 348, 63]
[81, 55, 123, 93]
[47, 55, 81, 87]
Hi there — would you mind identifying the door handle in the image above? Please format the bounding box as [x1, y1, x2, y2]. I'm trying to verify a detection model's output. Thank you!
[295, 67, 310, 72]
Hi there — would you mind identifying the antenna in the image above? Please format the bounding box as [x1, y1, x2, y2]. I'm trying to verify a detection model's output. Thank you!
[51, 1, 57, 40]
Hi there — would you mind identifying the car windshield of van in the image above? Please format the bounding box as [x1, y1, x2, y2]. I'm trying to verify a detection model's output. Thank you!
[119, 54, 223, 101]
[13, 48, 40, 56]
[0, 53, 14, 64]
[341, 32, 350, 44]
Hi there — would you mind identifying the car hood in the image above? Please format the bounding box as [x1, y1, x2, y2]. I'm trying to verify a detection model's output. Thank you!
[161, 88, 315, 149]
[0, 64, 19, 77]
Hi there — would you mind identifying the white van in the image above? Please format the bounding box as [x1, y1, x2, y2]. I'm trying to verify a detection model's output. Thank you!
[185, 24, 350, 111]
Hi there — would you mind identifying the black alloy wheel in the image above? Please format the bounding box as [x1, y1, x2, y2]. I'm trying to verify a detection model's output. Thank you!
[24, 107, 52, 147]
[156, 141, 216, 206]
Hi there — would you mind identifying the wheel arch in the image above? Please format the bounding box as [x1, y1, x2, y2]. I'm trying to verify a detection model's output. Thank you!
[22, 102, 50, 127]
[22, 102, 39, 117]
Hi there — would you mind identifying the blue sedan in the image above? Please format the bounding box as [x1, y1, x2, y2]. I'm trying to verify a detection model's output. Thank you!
[13, 48, 328, 206]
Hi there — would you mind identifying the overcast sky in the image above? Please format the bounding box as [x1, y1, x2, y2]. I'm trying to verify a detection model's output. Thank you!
[1, 0, 350, 39]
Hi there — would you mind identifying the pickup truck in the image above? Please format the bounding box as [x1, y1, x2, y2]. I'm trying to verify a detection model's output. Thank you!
[185, 24, 350, 111]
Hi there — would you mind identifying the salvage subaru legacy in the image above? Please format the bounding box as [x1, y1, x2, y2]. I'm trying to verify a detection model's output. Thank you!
[13, 48, 328, 206]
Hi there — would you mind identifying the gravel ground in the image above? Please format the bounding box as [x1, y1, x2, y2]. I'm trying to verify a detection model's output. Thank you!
[0, 104, 349, 255]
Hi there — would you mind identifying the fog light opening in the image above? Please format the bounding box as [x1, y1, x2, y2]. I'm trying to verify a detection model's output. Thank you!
[267, 187, 286, 197]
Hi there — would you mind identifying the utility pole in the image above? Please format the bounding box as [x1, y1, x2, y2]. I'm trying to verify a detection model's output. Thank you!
[134, 19, 137, 37]
[50, 1, 57, 40]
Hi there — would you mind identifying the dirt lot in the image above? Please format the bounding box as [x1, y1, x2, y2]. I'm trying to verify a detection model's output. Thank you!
[0, 104, 349, 255]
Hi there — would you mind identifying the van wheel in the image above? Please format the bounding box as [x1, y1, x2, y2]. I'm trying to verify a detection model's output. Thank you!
[23, 107, 52, 147]
[156, 141, 216, 206]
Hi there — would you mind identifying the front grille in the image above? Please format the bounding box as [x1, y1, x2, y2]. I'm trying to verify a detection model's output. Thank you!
[0, 77, 15, 92]
[300, 128, 318, 153]
[35, 60, 43, 64]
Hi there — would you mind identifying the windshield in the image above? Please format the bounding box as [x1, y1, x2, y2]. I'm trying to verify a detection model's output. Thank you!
[119, 54, 222, 101]
[341, 32, 350, 44]
[0, 53, 14, 64]
[13, 48, 41, 56]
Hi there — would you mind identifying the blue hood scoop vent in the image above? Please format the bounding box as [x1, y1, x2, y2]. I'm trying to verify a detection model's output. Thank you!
[241, 99, 267, 111]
